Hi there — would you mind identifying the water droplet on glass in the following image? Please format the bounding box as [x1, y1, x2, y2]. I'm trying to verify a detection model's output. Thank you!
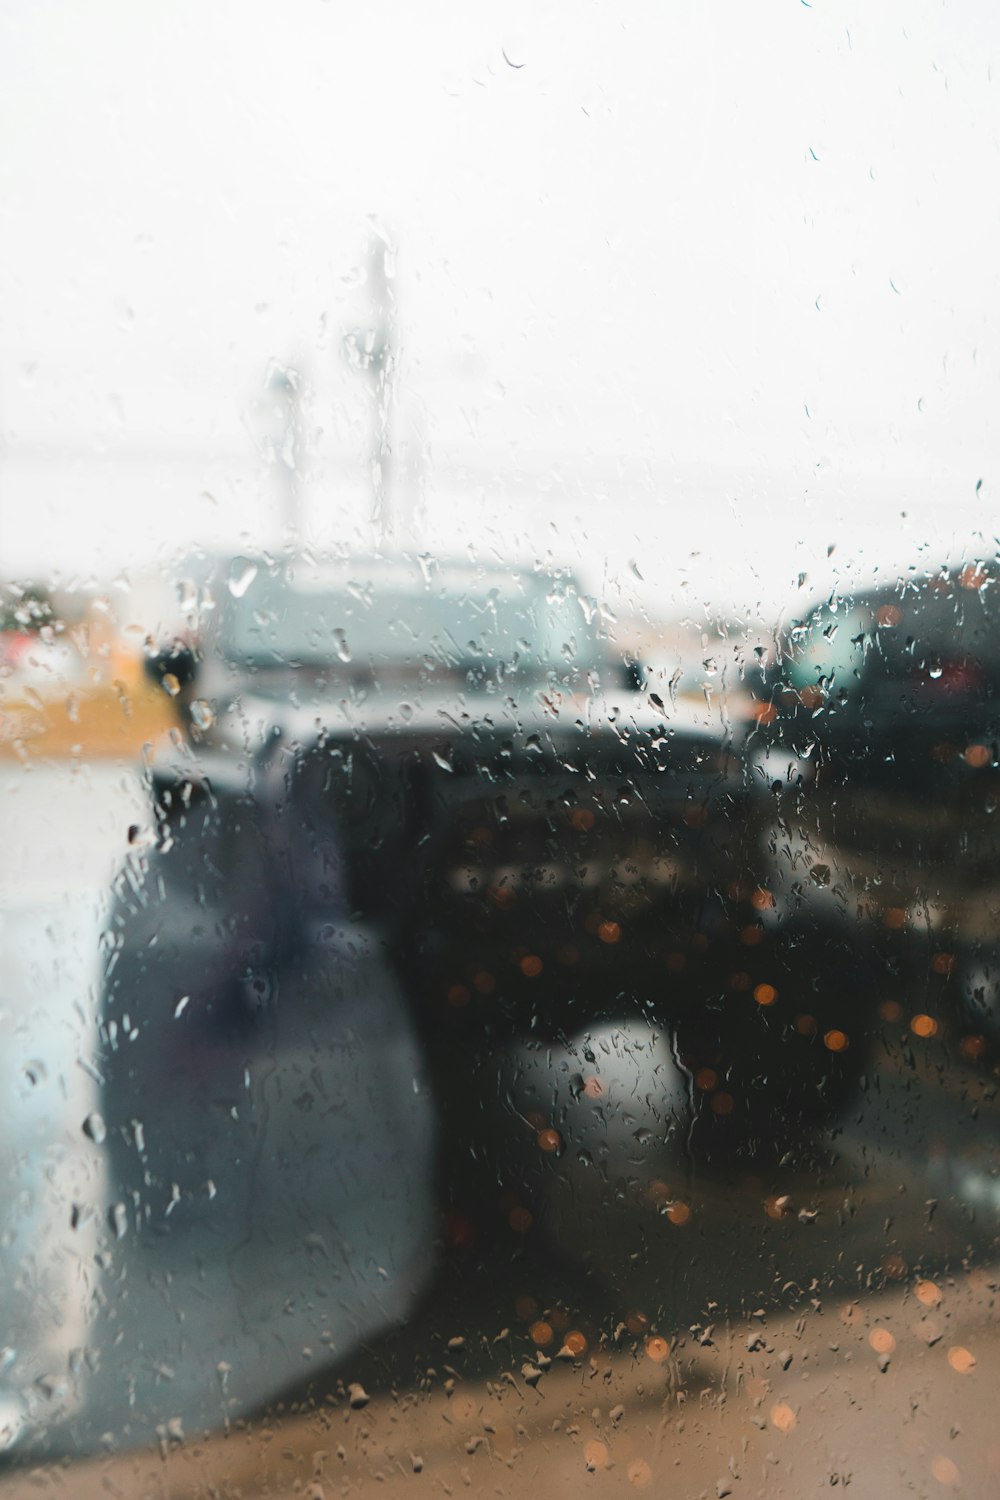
[228, 558, 258, 599]
[177, 578, 198, 615]
[82, 1112, 106, 1145]
[108, 1203, 128, 1240]
[190, 699, 215, 731]
[333, 628, 351, 663]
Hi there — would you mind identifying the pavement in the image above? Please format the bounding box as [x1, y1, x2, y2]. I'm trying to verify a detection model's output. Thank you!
[0, 1262, 997, 1498]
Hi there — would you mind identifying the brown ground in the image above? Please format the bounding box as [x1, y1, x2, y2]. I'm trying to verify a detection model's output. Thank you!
[2, 1266, 997, 1499]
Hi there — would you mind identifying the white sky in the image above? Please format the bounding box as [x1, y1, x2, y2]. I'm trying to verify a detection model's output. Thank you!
[1, 0, 999, 623]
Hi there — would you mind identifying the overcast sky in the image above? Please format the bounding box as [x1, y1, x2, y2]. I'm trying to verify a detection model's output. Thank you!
[2, 0, 999, 623]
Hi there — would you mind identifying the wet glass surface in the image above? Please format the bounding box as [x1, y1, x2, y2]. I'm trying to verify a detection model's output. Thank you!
[2, 2, 1000, 1494]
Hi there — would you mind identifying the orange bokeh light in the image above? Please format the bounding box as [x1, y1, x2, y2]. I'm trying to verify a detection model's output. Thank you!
[930, 1455, 960, 1487]
[584, 1439, 609, 1470]
[770, 1402, 797, 1433]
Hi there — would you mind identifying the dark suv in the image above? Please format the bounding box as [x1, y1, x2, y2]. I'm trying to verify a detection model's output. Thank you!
[101, 550, 871, 1239]
[749, 560, 1000, 1058]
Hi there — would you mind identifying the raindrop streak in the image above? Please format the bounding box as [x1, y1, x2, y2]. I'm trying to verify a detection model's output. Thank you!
[228, 558, 258, 599]
[190, 700, 215, 731]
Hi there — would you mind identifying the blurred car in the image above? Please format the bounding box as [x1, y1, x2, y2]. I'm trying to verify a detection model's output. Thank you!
[748, 559, 1000, 1055]
[116, 553, 873, 1150]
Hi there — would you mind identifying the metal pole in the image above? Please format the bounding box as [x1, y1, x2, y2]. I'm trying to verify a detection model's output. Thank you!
[343, 229, 397, 547]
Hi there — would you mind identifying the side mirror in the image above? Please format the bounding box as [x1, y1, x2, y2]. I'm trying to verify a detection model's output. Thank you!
[145, 640, 198, 695]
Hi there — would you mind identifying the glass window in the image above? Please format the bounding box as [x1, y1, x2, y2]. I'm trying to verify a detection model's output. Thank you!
[2, 2, 998, 1492]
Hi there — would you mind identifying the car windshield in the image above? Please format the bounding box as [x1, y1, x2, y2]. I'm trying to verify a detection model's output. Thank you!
[219, 561, 605, 680]
[783, 603, 871, 692]
[783, 572, 1000, 695]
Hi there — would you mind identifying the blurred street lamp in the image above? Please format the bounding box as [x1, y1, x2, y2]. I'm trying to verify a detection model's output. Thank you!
[342, 229, 397, 546]
[267, 361, 304, 541]
[245, 359, 305, 543]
